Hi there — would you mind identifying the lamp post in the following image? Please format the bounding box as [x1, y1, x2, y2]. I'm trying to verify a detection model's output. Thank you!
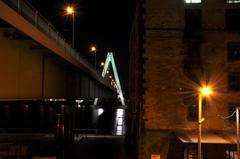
[90, 46, 97, 69]
[198, 86, 212, 159]
[236, 107, 240, 159]
[65, 5, 75, 48]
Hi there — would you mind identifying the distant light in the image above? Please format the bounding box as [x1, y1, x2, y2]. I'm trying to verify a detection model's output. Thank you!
[117, 109, 123, 118]
[98, 108, 104, 116]
[66, 6, 74, 15]
[117, 118, 123, 125]
[227, 0, 240, 3]
[116, 130, 122, 135]
[100, 62, 104, 67]
[90, 46, 96, 52]
[22, 104, 29, 112]
[185, 0, 201, 3]
[117, 125, 122, 131]
[75, 99, 83, 103]
[109, 75, 112, 79]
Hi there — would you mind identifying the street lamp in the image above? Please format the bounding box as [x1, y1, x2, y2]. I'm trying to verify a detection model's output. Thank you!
[198, 86, 213, 159]
[65, 5, 75, 47]
[90, 45, 97, 69]
[236, 107, 240, 159]
[100, 61, 104, 67]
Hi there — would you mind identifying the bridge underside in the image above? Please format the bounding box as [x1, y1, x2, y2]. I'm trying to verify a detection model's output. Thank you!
[0, 1, 125, 151]
[0, 27, 116, 101]
[0, 0, 117, 101]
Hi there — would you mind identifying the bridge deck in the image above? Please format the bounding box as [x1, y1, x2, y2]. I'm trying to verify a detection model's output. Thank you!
[0, 0, 113, 89]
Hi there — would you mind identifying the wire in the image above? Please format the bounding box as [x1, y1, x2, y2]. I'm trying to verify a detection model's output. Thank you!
[218, 110, 236, 119]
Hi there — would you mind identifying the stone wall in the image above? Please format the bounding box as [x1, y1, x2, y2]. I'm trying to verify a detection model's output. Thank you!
[129, 0, 240, 158]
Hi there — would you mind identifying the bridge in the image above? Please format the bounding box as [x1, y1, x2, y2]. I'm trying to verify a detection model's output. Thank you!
[0, 0, 120, 100]
[0, 0, 126, 145]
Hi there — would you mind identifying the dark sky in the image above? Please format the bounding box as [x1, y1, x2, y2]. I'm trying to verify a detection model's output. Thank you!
[27, 0, 136, 93]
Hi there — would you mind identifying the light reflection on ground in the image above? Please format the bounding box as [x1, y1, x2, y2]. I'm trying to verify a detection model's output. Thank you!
[114, 108, 126, 135]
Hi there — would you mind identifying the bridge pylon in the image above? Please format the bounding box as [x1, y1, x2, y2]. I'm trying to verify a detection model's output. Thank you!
[94, 52, 125, 106]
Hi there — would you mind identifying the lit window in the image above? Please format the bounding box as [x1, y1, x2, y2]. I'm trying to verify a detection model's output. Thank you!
[227, 0, 240, 3]
[185, 0, 201, 3]
[225, 145, 238, 159]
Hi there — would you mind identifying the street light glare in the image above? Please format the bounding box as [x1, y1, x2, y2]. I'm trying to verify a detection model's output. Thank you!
[91, 46, 96, 52]
[100, 62, 104, 67]
[66, 6, 74, 15]
[200, 87, 213, 96]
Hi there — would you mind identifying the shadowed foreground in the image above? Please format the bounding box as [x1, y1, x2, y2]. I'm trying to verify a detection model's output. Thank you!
[64, 136, 133, 159]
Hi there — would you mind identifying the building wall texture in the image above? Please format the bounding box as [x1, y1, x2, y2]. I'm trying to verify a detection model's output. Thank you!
[129, 0, 240, 159]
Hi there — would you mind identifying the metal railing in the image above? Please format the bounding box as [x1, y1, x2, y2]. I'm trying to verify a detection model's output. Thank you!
[74, 129, 113, 135]
[2, 0, 96, 74]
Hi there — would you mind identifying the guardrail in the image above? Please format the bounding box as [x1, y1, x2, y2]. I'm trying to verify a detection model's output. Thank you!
[2, 0, 96, 75]
[74, 129, 113, 135]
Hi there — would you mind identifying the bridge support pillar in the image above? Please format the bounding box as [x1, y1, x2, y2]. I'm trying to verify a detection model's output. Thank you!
[55, 105, 65, 141]
[65, 103, 76, 143]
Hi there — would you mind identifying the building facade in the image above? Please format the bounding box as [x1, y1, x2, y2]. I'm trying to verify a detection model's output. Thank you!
[129, 0, 240, 159]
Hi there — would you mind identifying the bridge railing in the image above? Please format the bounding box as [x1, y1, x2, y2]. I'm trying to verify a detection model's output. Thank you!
[3, 0, 96, 74]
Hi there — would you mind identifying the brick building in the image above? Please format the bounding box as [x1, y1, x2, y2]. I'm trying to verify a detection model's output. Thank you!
[128, 0, 240, 159]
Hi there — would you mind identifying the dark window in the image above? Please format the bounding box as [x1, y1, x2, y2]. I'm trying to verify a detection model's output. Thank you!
[185, 9, 202, 31]
[226, 9, 240, 31]
[228, 72, 240, 91]
[184, 144, 197, 159]
[187, 43, 201, 67]
[228, 43, 240, 61]
[184, 43, 201, 69]
[188, 104, 198, 121]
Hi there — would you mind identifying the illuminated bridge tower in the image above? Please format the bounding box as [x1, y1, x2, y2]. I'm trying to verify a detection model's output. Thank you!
[94, 52, 125, 106]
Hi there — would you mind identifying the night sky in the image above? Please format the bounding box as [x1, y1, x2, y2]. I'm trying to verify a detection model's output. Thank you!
[27, 0, 136, 94]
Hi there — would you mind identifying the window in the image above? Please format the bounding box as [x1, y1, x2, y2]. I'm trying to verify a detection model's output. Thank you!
[185, 9, 202, 32]
[227, 0, 240, 3]
[184, 43, 201, 69]
[185, 0, 201, 3]
[184, 144, 197, 159]
[226, 9, 240, 31]
[228, 43, 240, 61]
[228, 72, 240, 91]
[225, 145, 237, 159]
[187, 104, 198, 121]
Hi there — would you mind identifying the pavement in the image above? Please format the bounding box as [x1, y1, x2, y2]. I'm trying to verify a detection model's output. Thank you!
[0, 133, 135, 159]
[63, 136, 134, 159]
